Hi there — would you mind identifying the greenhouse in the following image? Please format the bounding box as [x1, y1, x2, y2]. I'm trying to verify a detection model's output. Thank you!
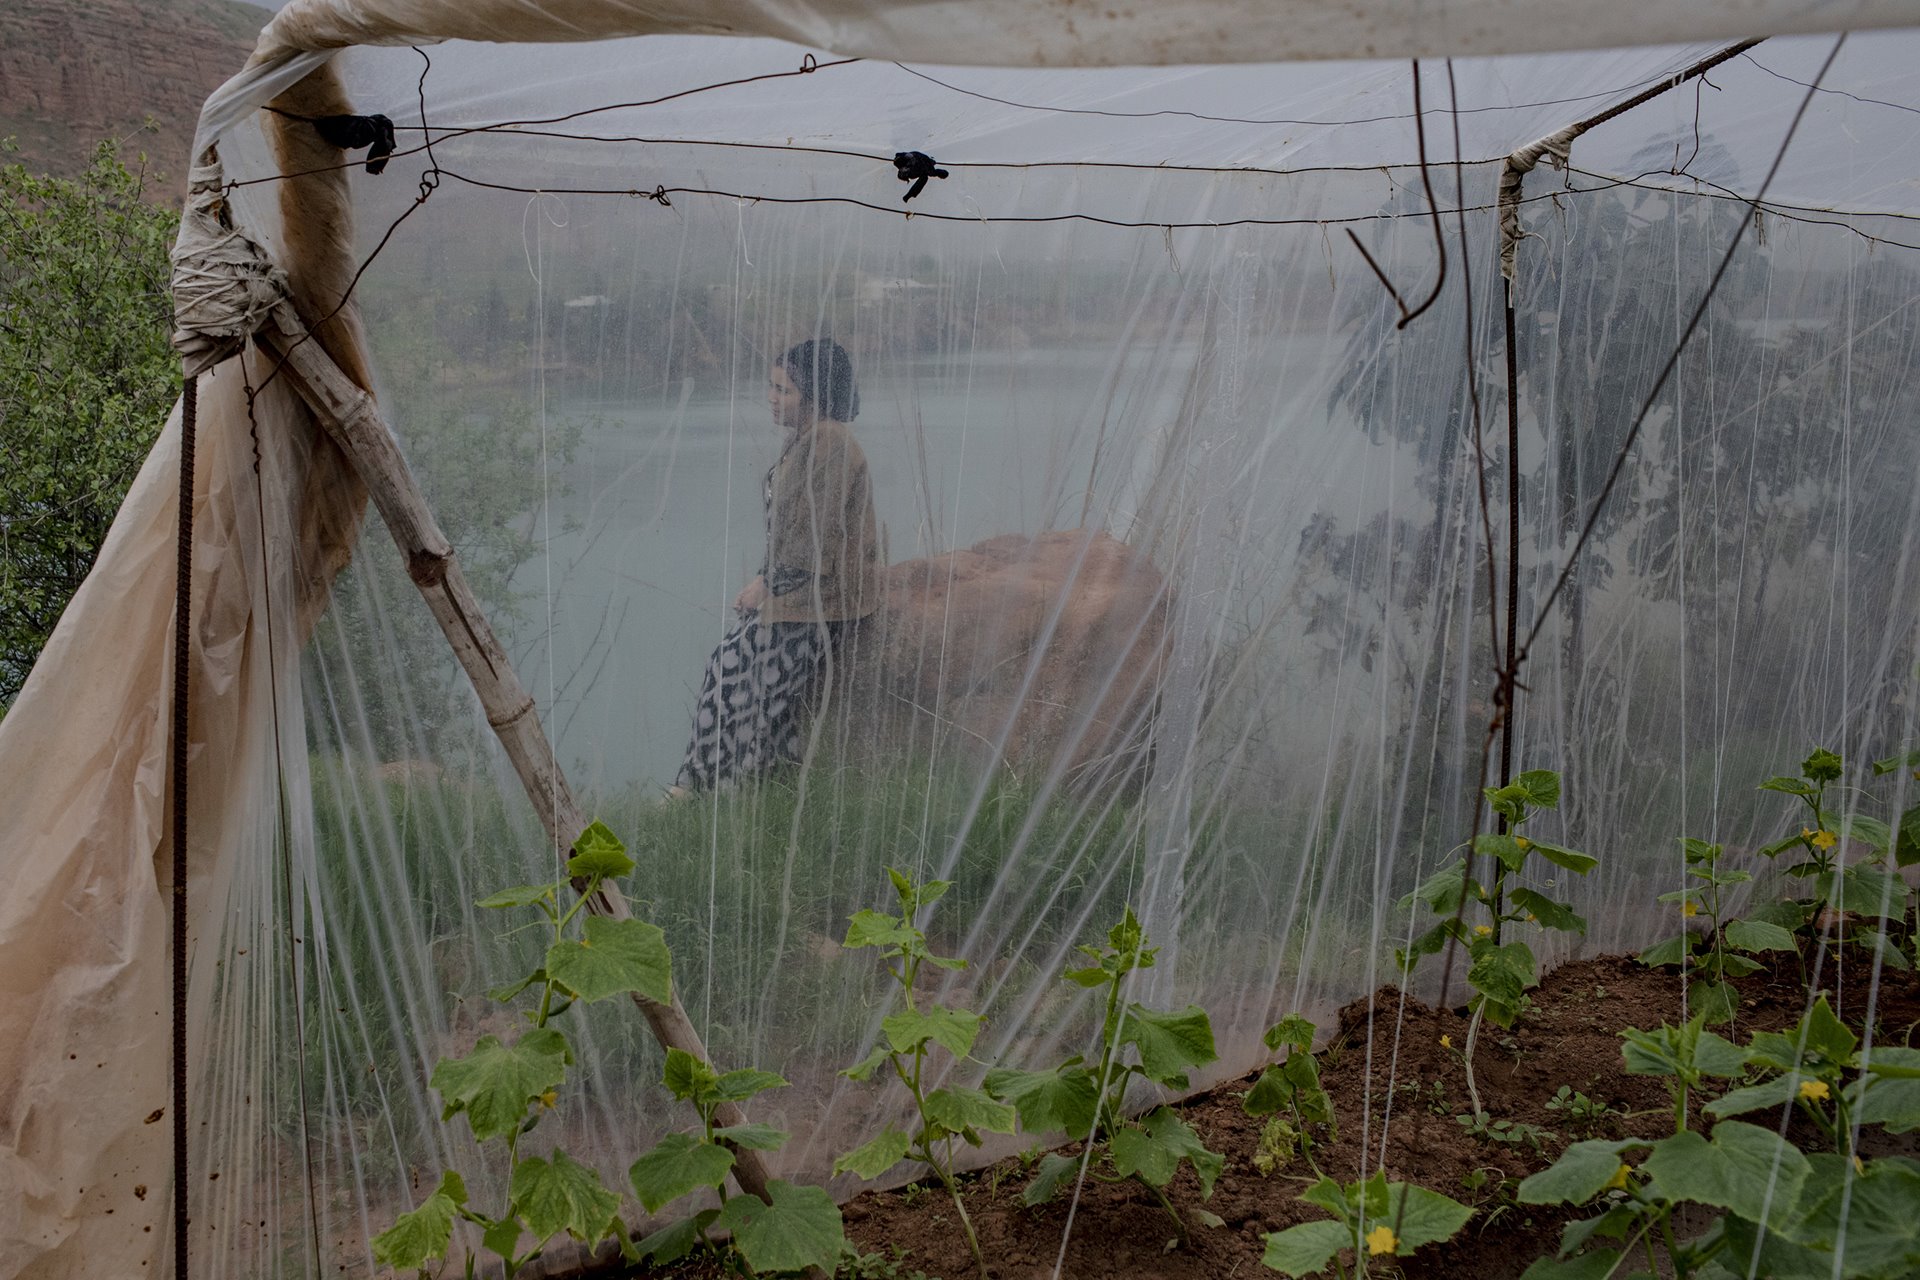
[3, 0, 1920, 1277]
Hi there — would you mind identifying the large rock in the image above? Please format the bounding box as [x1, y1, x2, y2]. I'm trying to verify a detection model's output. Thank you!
[832, 530, 1169, 788]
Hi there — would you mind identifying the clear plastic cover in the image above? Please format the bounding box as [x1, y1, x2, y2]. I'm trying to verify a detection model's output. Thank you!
[23, 27, 1920, 1277]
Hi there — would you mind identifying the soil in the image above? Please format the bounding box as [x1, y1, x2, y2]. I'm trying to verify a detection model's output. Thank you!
[649, 948, 1920, 1280]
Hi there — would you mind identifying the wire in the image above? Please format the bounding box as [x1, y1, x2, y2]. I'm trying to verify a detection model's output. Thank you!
[893, 59, 1698, 128]
[1740, 49, 1920, 117]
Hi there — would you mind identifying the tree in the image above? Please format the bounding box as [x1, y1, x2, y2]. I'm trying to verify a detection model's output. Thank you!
[0, 141, 179, 707]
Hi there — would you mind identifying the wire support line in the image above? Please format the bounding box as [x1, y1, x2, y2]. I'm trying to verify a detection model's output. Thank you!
[1740, 49, 1920, 117]
[346, 122, 1523, 180]
[892, 58, 1702, 128]
[226, 54, 860, 190]
[1518, 33, 1850, 677]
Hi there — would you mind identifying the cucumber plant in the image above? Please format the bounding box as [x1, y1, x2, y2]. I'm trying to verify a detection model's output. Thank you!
[985, 907, 1223, 1242]
[629, 1048, 845, 1276]
[1399, 769, 1595, 1117]
[371, 822, 843, 1278]
[835, 868, 1014, 1279]
[1753, 747, 1916, 970]
[1516, 996, 1920, 1279]
[1637, 836, 1796, 1022]
[1242, 1014, 1336, 1176]
[372, 821, 672, 1276]
[1260, 1170, 1473, 1278]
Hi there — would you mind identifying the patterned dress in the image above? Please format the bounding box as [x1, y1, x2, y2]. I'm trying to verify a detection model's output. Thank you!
[673, 451, 843, 791]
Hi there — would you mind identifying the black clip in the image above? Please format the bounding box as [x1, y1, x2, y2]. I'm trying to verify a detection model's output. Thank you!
[310, 114, 398, 175]
[892, 151, 948, 203]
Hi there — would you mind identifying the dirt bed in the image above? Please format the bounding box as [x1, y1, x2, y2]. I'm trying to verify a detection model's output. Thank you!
[651, 950, 1920, 1280]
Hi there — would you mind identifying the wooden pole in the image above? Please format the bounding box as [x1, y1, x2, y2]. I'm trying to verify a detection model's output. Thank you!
[253, 307, 775, 1205]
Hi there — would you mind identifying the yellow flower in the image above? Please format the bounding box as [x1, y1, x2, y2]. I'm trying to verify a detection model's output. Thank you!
[1682, 901, 1700, 918]
[1854, 1154, 1867, 1175]
[1527, 913, 1540, 924]
[1514, 836, 1532, 851]
[1798, 1079, 1830, 1103]
[1603, 1164, 1631, 1192]
[1810, 829, 1837, 851]
[540, 1090, 558, 1109]
[1440, 1034, 1454, 1050]
[1365, 1225, 1398, 1257]
[1474, 924, 1493, 937]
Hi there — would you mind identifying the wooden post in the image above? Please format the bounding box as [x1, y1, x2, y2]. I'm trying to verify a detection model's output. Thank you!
[253, 307, 775, 1205]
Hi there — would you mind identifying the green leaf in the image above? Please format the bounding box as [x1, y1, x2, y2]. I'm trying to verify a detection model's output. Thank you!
[1637, 934, 1693, 967]
[511, 1148, 621, 1243]
[1724, 918, 1798, 953]
[1518, 1254, 1627, 1280]
[1749, 898, 1809, 930]
[1517, 769, 1562, 809]
[1802, 748, 1843, 783]
[1485, 782, 1532, 823]
[1261, 1219, 1352, 1277]
[985, 1063, 1099, 1138]
[1403, 862, 1467, 914]
[1896, 802, 1920, 868]
[1509, 888, 1586, 934]
[1467, 940, 1536, 1007]
[566, 820, 635, 880]
[714, 1122, 790, 1151]
[663, 1048, 718, 1101]
[1728, 1153, 1920, 1277]
[1832, 865, 1908, 919]
[633, 1208, 719, 1267]
[1111, 1108, 1222, 1196]
[1761, 776, 1819, 796]
[834, 1127, 912, 1180]
[1800, 993, 1860, 1067]
[1703, 1074, 1798, 1121]
[1843, 814, 1894, 853]
[371, 1170, 466, 1269]
[628, 1133, 735, 1213]
[1396, 919, 1464, 971]
[1476, 833, 1528, 874]
[481, 1215, 522, 1260]
[1871, 748, 1920, 776]
[844, 909, 916, 950]
[840, 1045, 892, 1082]
[1854, 1047, 1920, 1133]
[1640, 1123, 1810, 1228]
[1264, 1015, 1316, 1053]
[1517, 1140, 1640, 1205]
[430, 1029, 571, 1142]
[1527, 840, 1598, 874]
[883, 1006, 981, 1059]
[923, 1086, 1016, 1141]
[1857, 928, 1914, 970]
[1022, 1151, 1083, 1206]
[1694, 980, 1741, 1026]
[476, 883, 558, 910]
[714, 1179, 845, 1276]
[544, 916, 672, 1005]
[1119, 1004, 1218, 1086]
[1379, 1180, 1475, 1251]
[710, 1068, 788, 1104]
[487, 970, 545, 1004]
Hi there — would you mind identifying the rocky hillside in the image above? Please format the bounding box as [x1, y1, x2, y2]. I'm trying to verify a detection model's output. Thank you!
[1, 0, 264, 197]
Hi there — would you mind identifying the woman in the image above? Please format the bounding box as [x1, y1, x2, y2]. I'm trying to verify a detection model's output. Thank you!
[671, 338, 882, 793]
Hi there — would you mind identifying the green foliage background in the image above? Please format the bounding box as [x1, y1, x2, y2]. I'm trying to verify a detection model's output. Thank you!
[0, 141, 178, 707]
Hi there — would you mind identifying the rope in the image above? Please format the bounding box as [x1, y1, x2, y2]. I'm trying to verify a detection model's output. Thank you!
[172, 373, 195, 1280]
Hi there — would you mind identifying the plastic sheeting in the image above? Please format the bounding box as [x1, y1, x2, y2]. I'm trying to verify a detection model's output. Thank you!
[7, 19, 1920, 1280]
